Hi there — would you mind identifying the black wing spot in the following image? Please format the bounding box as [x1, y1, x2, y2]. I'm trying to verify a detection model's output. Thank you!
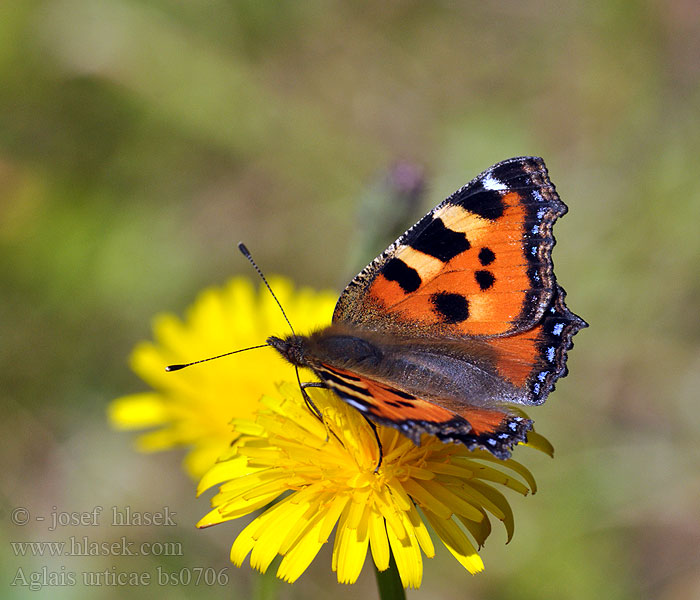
[475, 270, 495, 290]
[430, 291, 470, 323]
[380, 397, 415, 409]
[384, 399, 405, 408]
[379, 386, 416, 405]
[452, 186, 505, 220]
[396, 399, 415, 408]
[478, 247, 495, 266]
[382, 258, 421, 293]
[409, 217, 470, 262]
[386, 388, 416, 400]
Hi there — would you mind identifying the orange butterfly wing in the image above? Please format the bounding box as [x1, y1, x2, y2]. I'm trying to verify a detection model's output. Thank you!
[334, 156, 566, 337]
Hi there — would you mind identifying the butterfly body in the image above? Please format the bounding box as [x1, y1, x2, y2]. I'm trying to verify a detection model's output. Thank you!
[269, 157, 587, 459]
[270, 326, 525, 409]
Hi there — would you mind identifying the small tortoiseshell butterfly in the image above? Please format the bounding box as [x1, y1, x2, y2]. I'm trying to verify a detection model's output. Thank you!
[266, 157, 587, 459]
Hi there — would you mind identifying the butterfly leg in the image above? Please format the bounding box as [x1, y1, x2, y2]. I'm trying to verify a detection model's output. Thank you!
[364, 418, 384, 472]
[300, 381, 336, 444]
[301, 382, 361, 451]
[300, 382, 326, 421]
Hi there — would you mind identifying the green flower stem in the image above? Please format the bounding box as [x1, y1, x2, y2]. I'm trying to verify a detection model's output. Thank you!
[374, 552, 405, 600]
[254, 556, 281, 600]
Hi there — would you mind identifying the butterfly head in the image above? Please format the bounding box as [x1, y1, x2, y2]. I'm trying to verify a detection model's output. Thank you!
[267, 335, 307, 367]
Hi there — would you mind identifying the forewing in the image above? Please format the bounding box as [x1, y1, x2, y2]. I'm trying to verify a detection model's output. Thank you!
[333, 156, 568, 338]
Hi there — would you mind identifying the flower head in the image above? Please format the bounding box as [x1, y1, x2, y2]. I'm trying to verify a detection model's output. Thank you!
[198, 383, 552, 588]
[108, 277, 337, 478]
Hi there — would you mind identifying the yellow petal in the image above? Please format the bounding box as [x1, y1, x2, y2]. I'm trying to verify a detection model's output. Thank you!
[386, 512, 423, 589]
[229, 514, 269, 566]
[334, 502, 370, 584]
[250, 500, 312, 573]
[134, 428, 183, 452]
[216, 492, 282, 520]
[422, 510, 484, 575]
[523, 430, 555, 457]
[374, 488, 407, 541]
[108, 392, 169, 429]
[467, 481, 515, 542]
[368, 513, 390, 572]
[457, 509, 491, 548]
[318, 494, 351, 543]
[276, 513, 327, 583]
[385, 479, 414, 512]
[184, 440, 232, 481]
[406, 504, 434, 558]
[197, 507, 227, 528]
[464, 450, 540, 493]
[401, 479, 452, 520]
[420, 479, 486, 522]
[279, 502, 325, 555]
[197, 456, 249, 495]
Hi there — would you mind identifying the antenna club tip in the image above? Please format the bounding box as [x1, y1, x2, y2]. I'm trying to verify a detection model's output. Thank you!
[238, 242, 250, 257]
[165, 364, 185, 372]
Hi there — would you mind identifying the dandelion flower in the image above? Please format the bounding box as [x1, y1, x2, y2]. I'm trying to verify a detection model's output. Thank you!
[198, 383, 552, 588]
[108, 277, 337, 478]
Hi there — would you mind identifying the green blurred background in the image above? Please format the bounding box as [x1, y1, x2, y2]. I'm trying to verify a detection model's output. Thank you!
[2, 1, 699, 599]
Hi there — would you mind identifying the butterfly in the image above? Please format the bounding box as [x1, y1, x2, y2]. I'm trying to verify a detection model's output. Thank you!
[267, 157, 587, 459]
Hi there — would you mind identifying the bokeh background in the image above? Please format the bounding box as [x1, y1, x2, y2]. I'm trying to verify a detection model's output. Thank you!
[2, 1, 699, 599]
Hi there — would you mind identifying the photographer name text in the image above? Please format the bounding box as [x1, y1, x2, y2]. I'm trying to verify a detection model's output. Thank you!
[12, 506, 177, 530]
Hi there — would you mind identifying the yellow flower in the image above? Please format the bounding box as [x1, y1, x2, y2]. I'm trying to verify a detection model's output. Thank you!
[108, 277, 337, 478]
[198, 383, 552, 588]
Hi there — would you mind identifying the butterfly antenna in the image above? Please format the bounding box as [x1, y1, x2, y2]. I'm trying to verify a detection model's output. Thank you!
[165, 344, 269, 372]
[238, 242, 329, 425]
[167, 244, 297, 374]
[238, 242, 296, 337]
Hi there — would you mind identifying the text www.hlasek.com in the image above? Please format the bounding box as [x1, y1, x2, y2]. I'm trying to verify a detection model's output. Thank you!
[11, 537, 182, 557]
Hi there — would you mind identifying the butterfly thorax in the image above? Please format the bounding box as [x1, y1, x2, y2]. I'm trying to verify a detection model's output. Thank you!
[267, 328, 384, 371]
